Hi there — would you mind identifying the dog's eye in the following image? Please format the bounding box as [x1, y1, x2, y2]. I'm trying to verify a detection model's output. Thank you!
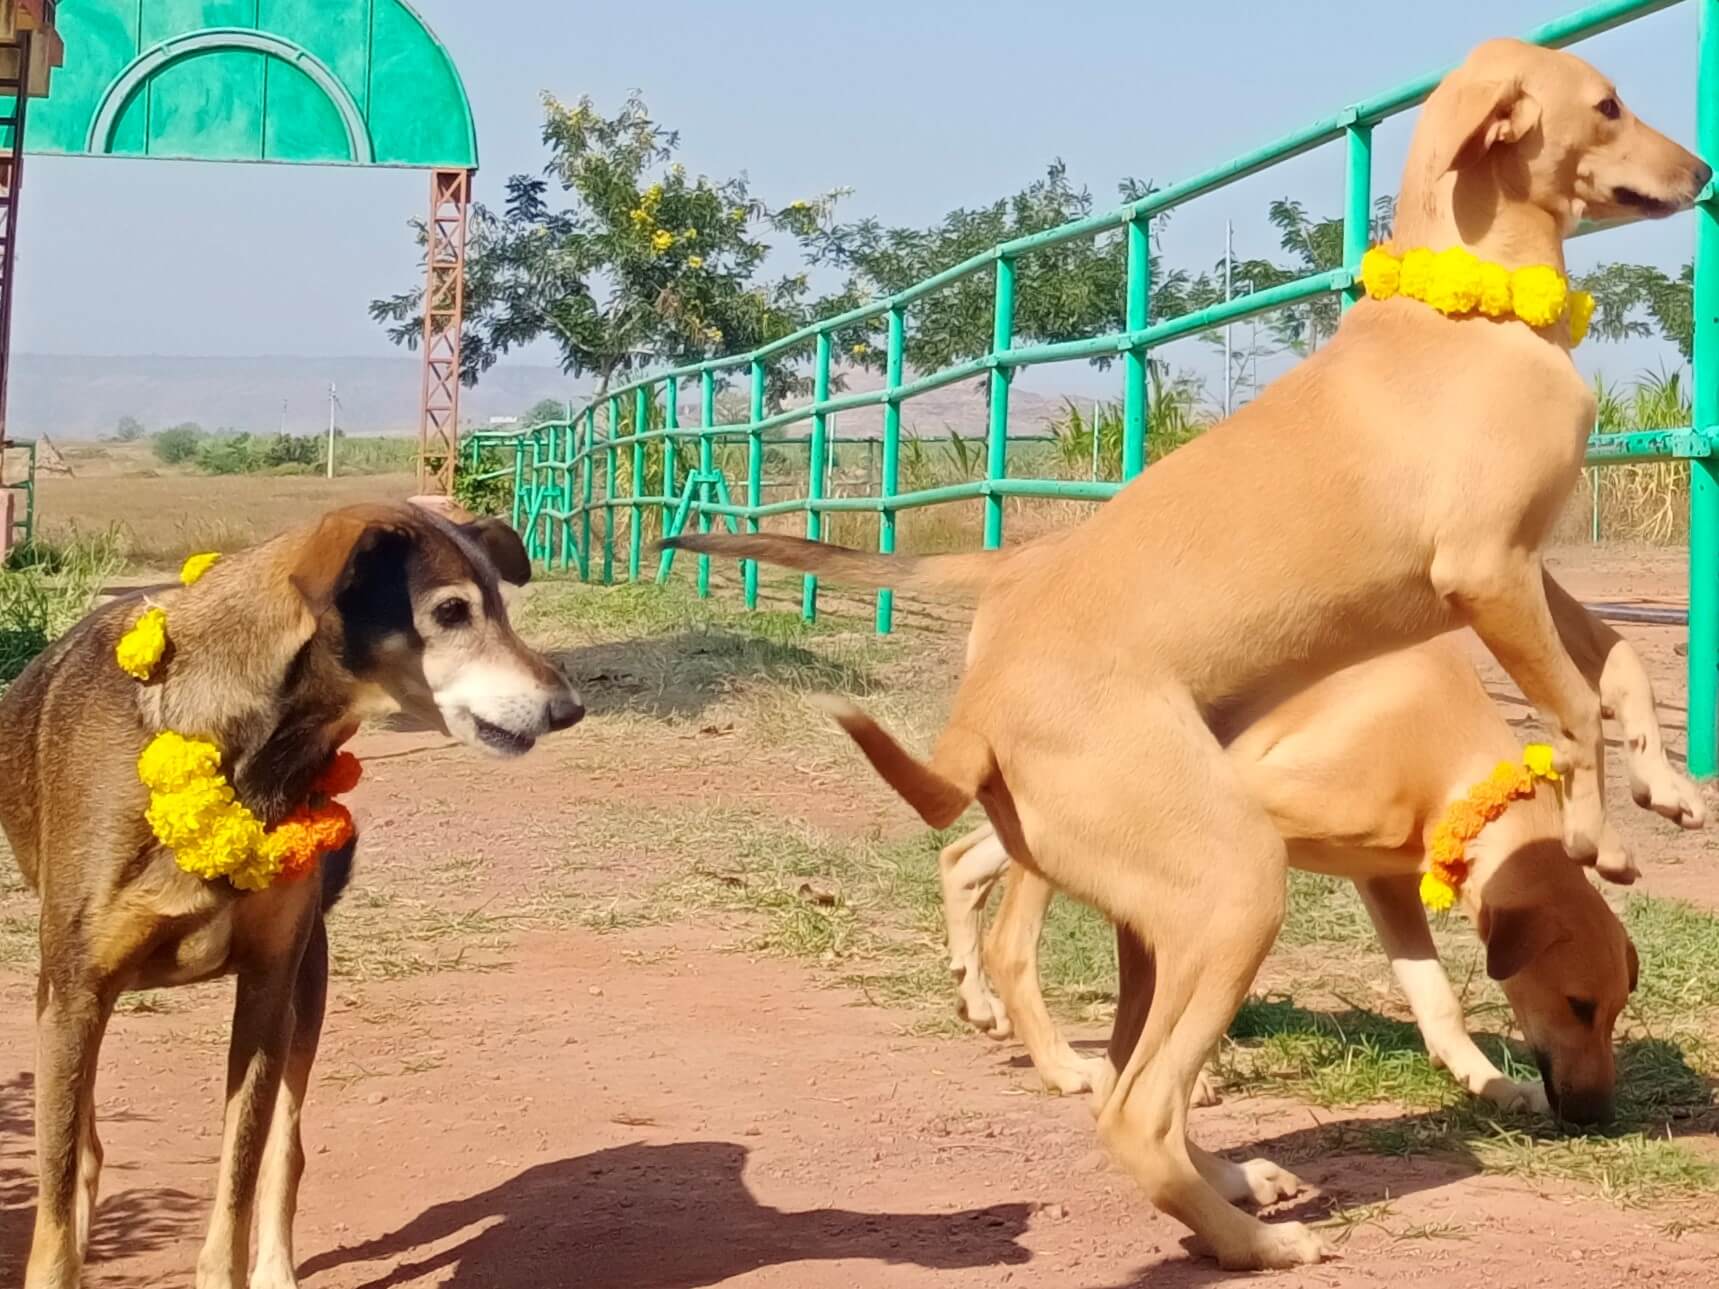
[433, 598, 472, 630]
[1596, 97, 1621, 121]
[1566, 996, 1598, 1027]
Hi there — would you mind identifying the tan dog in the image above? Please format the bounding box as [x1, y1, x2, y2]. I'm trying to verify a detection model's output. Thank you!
[667, 38, 1707, 1269]
[0, 504, 583, 1289]
[941, 639, 1638, 1128]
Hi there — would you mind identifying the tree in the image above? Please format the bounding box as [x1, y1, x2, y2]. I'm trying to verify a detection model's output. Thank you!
[112, 415, 145, 443]
[1574, 260, 1692, 360]
[371, 92, 851, 407]
[522, 397, 567, 427]
[152, 423, 206, 465]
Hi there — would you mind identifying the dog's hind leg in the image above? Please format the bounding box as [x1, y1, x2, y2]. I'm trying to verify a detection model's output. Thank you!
[252, 917, 330, 1289]
[26, 972, 113, 1289]
[939, 827, 1011, 1035]
[984, 863, 1103, 1095]
[1040, 697, 1326, 1269]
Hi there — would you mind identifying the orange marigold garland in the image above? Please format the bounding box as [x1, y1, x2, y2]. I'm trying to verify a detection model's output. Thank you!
[1420, 744, 1561, 912]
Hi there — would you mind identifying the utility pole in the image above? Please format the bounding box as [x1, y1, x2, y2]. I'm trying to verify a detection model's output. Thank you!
[325, 382, 340, 480]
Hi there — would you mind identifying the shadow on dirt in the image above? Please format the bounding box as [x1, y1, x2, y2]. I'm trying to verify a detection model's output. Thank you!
[301, 1140, 1032, 1288]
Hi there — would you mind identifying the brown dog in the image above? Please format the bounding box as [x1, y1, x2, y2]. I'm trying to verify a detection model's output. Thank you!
[0, 503, 582, 1289]
[941, 638, 1638, 1128]
[667, 38, 1707, 1268]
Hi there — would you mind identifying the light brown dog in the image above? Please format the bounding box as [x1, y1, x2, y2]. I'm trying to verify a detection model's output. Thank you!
[0, 504, 583, 1289]
[940, 638, 1638, 1129]
[667, 38, 1708, 1269]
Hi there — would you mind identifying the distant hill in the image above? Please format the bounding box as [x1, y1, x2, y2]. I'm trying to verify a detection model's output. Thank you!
[7, 354, 1071, 442]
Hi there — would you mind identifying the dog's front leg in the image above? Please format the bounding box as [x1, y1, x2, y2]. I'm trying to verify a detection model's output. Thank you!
[1356, 877, 1547, 1114]
[1435, 549, 1627, 879]
[250, 916, 330, 1289]
[26, 972, 114, 1289]
[1543, 572, 1705, 832]
[198, 890, 317, 1289]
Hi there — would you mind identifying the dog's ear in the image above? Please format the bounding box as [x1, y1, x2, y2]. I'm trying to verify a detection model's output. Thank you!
[289, 512, 402, 618]
[1478, 902, 1565, 982]
[461, 517, 532, 587]
[1424, 75, 1541, 177]
[1625, 936, 1640, 994]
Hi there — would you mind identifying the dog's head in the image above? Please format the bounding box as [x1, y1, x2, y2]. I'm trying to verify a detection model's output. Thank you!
[1410, 37, 1709, 234]
[286, 503, 583, 757]
[1479, 841, 1637, 1127]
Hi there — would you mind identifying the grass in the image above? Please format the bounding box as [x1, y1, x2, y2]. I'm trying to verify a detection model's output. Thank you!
[1, 531, 124, 687]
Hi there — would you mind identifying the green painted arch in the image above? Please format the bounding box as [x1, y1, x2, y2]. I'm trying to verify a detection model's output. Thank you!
[17, 0, 477, 170]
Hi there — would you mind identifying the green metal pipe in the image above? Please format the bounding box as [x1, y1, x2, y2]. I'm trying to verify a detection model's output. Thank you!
[698, 370, 716, 598]
[877, 306, 905, 634]
[509, 443, 525, 533]
[1341, 124, 1373, 311]
[1690, 0, 1719, 778]
[744, 360, 766, 609]
[662, 376, 679, 545]
[578, 410, 595, 578]
[630, 385, 648, 581]
[603, 396, 619, 584]
[984, 257, 1016, 547]
[1122, 216, 1150, 478]
[804, 331, 833, 619]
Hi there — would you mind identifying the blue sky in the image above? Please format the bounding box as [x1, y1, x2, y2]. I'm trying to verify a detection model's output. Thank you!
[13, 0, 1703, 399]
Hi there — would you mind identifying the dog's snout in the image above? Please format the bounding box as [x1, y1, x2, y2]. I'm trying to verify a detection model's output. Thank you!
[547, 689, 585, 732]
[1695, 159, 1715, 194]
[1555, 1088, 1616, 1129]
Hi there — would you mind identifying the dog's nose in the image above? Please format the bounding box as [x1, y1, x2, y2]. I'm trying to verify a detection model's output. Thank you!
[1696, 159, 1715, 193]
[1555, 1088, 1615, 1129]
[547, 690, 585, 732]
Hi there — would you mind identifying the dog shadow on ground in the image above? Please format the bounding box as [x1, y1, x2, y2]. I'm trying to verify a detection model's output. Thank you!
[552, 632, 878, 723]
[0, 1071, 203, 1285]
[298, 1140, 1032, 1289]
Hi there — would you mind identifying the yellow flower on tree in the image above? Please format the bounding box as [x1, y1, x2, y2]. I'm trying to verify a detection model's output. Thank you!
[651, 230, 674, 253]
[685, 255, 704, 270]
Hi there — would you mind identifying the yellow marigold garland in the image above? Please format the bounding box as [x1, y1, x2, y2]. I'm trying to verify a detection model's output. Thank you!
[179, 551, 220, 585]
[1420, 744, 1562, 912]
[116, 606, 168, 681]
[138, 732, 362, 891]
[1359, 245, 1594, 346]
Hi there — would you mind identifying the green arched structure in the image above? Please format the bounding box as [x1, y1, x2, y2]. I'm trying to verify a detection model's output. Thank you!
[19, 0, 476, 168]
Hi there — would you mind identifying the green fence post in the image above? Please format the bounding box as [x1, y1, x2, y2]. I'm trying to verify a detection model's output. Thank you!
[698, 369, 716, 599]
[984, 255, 1016, 548]
[603, 396, 619, 584]
[558, 423, 576, 572]
[578, 409, 595, 579]
[630, 385, 648, 581]
[804, 332, 833, 619]
[1341, 122, 1373, 312]
[877, 306, 906, 634]
[510, 437, 525, 535]
[663, 376, 679, 545]
[1121, 215, 1150, 478]
[744, 359, 766, 609]
[1690, 0, 1719, 779]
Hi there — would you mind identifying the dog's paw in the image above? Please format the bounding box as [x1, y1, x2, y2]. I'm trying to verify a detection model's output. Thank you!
[1628, 757, 1706, 831]
[1206, 1220, 1333, 1271]
[1224, 1157, 1305, 1208]
[1040, 1054, 1105, 1097]
[1480, 1077, 1551, 1117]
[1593, 825, 1638, 885]
[952, 970, 1008, 1037]
[1190, 1069, 1224, 1108]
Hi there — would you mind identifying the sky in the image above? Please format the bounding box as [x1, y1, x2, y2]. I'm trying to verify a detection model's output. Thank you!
[11, 0, 1705, 403]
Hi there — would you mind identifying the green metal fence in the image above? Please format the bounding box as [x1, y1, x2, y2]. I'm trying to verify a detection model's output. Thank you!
[1, 437, 35, 552]
[474, 0, 1719, 775]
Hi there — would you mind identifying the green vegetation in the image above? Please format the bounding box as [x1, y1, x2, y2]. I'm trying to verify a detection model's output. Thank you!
[152, 422, 207, 465]
[0, 531, 123, 687]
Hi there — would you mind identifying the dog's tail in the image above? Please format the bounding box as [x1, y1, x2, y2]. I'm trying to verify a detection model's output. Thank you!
[657, 532, 1007, 598]
[810, 695, 991, 829]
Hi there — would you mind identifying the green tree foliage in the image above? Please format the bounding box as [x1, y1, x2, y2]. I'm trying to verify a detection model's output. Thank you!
[152, 422, 206, 465]
[522, 397, 567, 426]
[372, 93, 853, 406]
[112, 415, 145, 443]
[1574, 261, 1693, 360]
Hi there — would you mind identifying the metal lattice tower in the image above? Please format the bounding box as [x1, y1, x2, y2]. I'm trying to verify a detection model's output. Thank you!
[0, 28, 30, 448]
[417, 167, 470, 495]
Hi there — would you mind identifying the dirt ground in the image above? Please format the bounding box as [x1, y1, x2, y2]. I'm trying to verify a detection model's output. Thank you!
[5, 542, 1719, 1287]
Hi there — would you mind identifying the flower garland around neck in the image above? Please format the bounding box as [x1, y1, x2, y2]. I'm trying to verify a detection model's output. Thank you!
[115, 551, 361, 890]
[1359, 245, 1595, 347]
[1420, 743, 1562, 913]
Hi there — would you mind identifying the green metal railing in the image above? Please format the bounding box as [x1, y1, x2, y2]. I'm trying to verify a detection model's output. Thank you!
[1, 437, 36, 553]
[474, 0, 1719, 774]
